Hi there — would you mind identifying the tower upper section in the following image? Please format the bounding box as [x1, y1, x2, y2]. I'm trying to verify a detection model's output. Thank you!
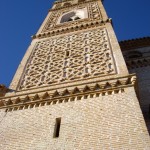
[35, 0, 108, 37]
[9, 0, 128, 91]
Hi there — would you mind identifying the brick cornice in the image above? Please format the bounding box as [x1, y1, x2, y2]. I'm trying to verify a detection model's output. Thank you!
[126, 56, 150, 69]
[32, 18, 111, 40]
[0, 74, 137, 111]
[119, 37, 150, 51]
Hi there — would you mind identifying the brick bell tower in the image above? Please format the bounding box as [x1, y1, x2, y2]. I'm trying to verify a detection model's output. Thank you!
[0, 0, 150, 149]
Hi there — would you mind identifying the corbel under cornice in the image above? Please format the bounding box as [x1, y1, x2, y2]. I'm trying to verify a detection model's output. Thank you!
[32, 18, 112, 40]
[0, 74, 137, 111]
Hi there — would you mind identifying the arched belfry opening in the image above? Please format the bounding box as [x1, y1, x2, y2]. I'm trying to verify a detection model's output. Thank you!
[60, 11, 77, 23]
[59, 8, 88, 24]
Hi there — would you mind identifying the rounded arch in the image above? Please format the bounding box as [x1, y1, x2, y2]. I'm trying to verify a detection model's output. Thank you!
[58, 8, 88, 24]
[60, 11, 76, 23]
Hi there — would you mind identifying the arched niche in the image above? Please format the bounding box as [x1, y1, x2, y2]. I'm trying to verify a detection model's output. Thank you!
[57, 8, 88, 24]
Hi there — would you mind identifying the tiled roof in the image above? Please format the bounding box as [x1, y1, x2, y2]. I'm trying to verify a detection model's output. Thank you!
[119, 37, 150, 51]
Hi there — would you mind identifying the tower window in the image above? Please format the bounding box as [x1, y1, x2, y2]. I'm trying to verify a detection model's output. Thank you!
[68, 18, 73, 22]
[74, 16, 80, 20]
[54, 118, 61, 138]
[60, 12, 76, 23]
[59, 8, 88, 24]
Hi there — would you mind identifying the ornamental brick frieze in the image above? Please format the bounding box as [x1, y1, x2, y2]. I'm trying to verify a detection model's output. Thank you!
[126, 57, 150, 69]
[120, 37, 150, 51]
[33, 19, 111, 39]
[0, 75, 137, 111]
[52, 0, 99, 12]
[21, 28, 116, 90]
[41, 1, 102, 33]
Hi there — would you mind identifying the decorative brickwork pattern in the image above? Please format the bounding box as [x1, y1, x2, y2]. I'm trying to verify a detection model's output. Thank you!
[126, 57, 150, 69]
[1, 0, 150, 149]
[121, 43, 150, 135]
[0, 75, 136, 110]
[42, 2, 102, 33]
[33, 19, 111, 40]
[19, 28, 116, 90]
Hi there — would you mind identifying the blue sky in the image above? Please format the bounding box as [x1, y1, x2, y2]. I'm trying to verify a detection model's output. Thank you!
[0, 0, 150, 87]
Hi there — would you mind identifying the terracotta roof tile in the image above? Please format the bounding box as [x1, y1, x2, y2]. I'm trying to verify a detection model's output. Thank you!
[119, 37, 150, 51]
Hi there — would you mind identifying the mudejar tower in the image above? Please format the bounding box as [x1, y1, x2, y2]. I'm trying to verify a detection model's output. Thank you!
[0, 0, 150, 149]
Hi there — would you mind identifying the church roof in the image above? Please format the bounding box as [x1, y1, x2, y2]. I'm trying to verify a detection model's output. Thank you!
[119, 37, 150, 51]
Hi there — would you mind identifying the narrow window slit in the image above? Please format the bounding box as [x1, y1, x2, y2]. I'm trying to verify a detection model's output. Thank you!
[54, 118, 61, 138]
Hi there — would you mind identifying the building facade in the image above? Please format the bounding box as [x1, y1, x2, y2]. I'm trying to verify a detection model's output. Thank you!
[0, 0, 150, 149]
[120, 37, 150, 134]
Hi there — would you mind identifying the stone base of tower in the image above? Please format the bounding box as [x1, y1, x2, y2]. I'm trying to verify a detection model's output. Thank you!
[0, 77, 150, 149]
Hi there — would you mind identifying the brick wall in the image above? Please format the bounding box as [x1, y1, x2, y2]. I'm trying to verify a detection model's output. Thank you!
[129, 66, 150, 134]
[0, 87, 149, 150]
[123, 46, 150, 134]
